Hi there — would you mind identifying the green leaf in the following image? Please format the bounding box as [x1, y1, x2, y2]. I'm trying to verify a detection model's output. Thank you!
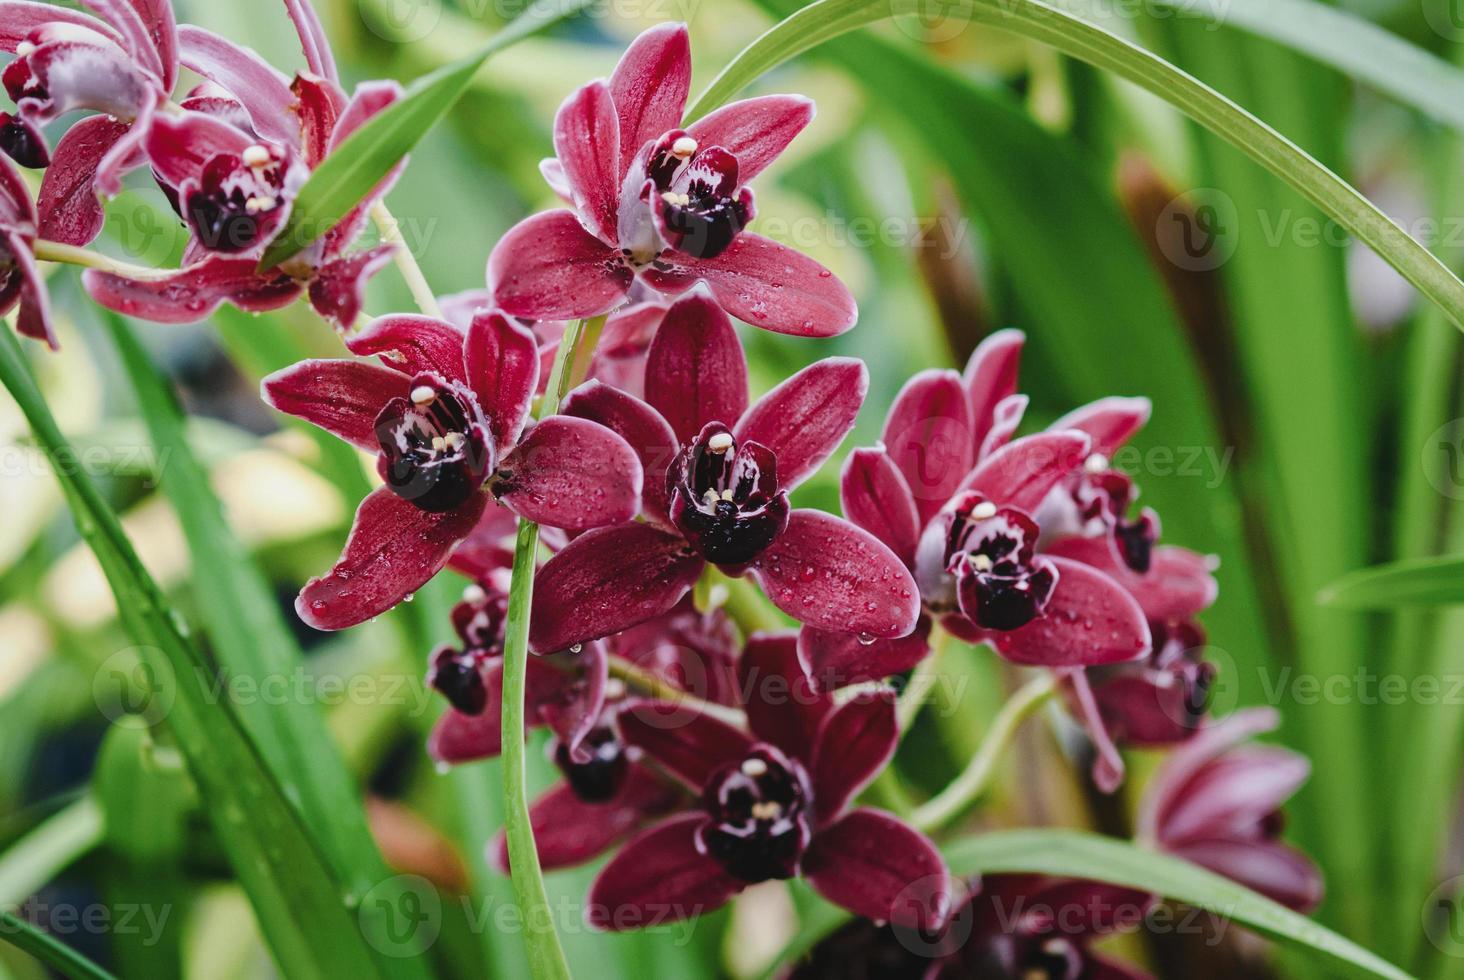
[0, 909, 118, 980]
[0, 328, 400, 979]
[1319, 555, 1464, 609]
[945, 831, 1413, 980]
[761, 831, 1411, 980]
[259, 0, 593, 270]
[0, 797, 103, 908]
[685, 0, 1464, 330]
[1148, 0, 1464, 130]
[99, 312, 407, 923]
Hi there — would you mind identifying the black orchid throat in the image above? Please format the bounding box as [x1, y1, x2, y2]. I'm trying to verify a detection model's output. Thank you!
[186, 144, 293, 253]
[375, 373, 494, 513]
[944, 492, 1058, 631]
[697, 745, 812, 884]
[647, 131, 752, 260]
[669, 423, 790, 567]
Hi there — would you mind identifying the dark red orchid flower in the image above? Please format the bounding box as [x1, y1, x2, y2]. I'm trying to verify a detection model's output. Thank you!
[1137, 707, 1323, 912]
[791, 875, 1154, 980]
[589, 634, 952, 932]
[526, 292, 920, 653]
[261, 311, 643, 630]
[487, 22, 856, 338]
[426, 577, 610, 766]
[440, 287, 668, 401]
[0, 0, 176, 175]
[80, 3, 404, 329]
[432, 587, 737, 875]
[804, 330, 1152, 689]
[0, 152, 54, 346]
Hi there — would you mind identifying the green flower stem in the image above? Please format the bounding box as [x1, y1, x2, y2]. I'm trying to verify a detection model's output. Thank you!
[31, 240, 180, 283]
[911, 672, 1057, 834]
[605, 656, 745, 727]
[369, 202, 443, 320]
[500, 313, 607, 980]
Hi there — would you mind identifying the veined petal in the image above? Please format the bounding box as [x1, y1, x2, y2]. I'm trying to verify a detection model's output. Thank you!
[492, 764, 683, 873]
[530, 642, 607, 762]
[296, 486, 486, 631]
[126, 0, 177, 89]
[284, 0, 338, 83]
[496, 415, 642, 531]
[82, 259, 301, 325]
[1, 3, 119, 50]
[79, 0, 165, 82]
[735, 357, 866, 491]
[686, 95, 814, 183]
[1045, 537, 1218, 623]
[1049, 396, 1152, 459]
[1168, 839, 1322, 912]
[345, 313, 466, 381]
[261, 357, 404, 452]
[750, 510, 920, 639]
[610, 22, 691, 178]
[1136, 707, 1282, 842]
[617, 701, 753, 790]
[986, 557, 1150, 667]
[177, 26, 299, 149]
[465, 311, 539, 452]
[882, 369, 973, 524]
[561, 379, 678, 525]
[958, 430, 1091, 512]
[644, 291, 748, 444]
[980, 393, 1028, 459]
[488, 209, 630, 320]
[554, 81, 620, 244]
[144, 108, 249, 189]
[737, 632, 830, 761]
[810, 689, 897, 823]
[802, 809, 951, 929]
[587, 814, 743, 931]
[961, 328, 1024, 452]
[641, 232, 856, 337]
[841, 447, 920, 567]
[1158, 744, 1311, 844]
[35, 114, 130, 246]
[11, 236, 56, 350]
[529, 522, 703, 651]
[307, 244, 395, 329]
[799, 621, 932, 692]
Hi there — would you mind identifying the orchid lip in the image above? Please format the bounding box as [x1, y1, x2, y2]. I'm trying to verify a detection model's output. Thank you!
[427, 646, 488, 715]
[375, 374, 495, 513]
[943, 492, 1058, 631]
[696, 744, 812, 884]
[669, 422, 790, 567]
[554, 728, 629, 803]
[185, 146, 293, 253]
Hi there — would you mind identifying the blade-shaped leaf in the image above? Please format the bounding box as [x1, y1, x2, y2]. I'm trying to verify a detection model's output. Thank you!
[944, 831, 1411, 980]
[99, 310, 424, 975]
[0, 328, 403, 979]
[759, 830, 1410, 980]
[1319, 555, 1464, 610]
[259, 0, 594, 270]
[684, 0, 1464, 330]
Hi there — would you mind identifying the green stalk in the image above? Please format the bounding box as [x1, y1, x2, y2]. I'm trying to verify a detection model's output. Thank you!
[910, 673, 1057, 833]
[500, 314, 606, 980]
[0, 911, 118, 980]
